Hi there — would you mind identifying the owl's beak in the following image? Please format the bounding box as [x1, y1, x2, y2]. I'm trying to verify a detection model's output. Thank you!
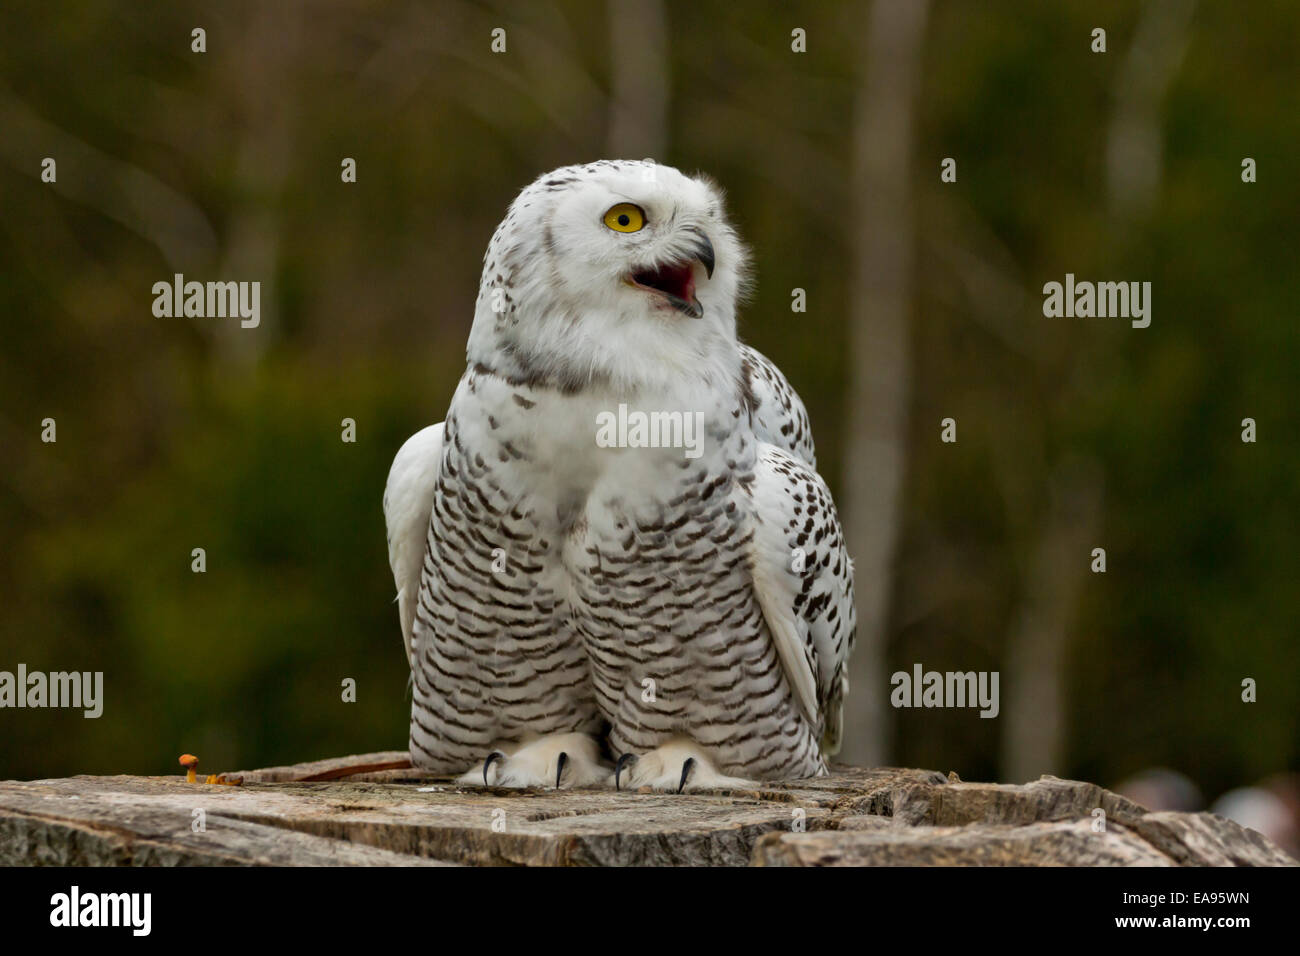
[629, 261, 702, 318]
[687, 231, 716, 280]
[627, 231, 714, 319]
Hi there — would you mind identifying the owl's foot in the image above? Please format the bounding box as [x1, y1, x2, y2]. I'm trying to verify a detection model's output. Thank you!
[612, 739, 757, 793]
[459, 732, 610, 789]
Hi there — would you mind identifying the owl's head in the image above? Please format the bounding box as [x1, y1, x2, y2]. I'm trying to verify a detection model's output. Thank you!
[467, 160, 750, 395]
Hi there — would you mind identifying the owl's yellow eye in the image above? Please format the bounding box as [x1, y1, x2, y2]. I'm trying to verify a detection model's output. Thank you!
[603, 203, 646, 233]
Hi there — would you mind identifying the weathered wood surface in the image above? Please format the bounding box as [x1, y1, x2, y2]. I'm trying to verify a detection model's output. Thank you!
[0, 753, 1293, 866]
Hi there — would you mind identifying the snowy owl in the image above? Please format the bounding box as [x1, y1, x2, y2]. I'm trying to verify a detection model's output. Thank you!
[383, 160, 855, 791]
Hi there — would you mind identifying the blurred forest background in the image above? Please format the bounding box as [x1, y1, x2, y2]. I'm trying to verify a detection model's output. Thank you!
[1, 1, 1296, 847]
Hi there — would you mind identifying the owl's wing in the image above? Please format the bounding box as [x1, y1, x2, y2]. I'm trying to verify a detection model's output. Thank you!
[747, 443, 856, 755]
[383, 422, 445, 669]
[741, 343, 817, 468]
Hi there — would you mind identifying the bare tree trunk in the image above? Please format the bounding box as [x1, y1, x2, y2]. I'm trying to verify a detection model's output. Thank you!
[1000, 0, 1194, 782]
[605, 0, 668, 160]
[1106, 0, 1196, 220]
[1001, 460, 1103, 782]
[840, 0, 930, 768]
[213, 2, 305, 365]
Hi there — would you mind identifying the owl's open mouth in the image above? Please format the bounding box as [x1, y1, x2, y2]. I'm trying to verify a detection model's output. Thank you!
[629, 260, 703, 319]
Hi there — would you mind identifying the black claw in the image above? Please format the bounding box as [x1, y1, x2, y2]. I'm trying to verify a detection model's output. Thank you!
[614, 753, 638, 791]
[677, 757, 696, 794]
[555, 751, 569, 789]
[483, 751, 505, 786]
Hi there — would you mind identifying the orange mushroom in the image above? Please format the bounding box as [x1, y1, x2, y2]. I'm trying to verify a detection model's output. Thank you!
[179, 753, 199, 783]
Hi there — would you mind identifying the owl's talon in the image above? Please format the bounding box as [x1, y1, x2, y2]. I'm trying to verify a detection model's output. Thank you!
[610, 739, 757, 792]
[677, 757, 696, 793]
[455, 733, 610, 789]
[614, 753, 638, 791]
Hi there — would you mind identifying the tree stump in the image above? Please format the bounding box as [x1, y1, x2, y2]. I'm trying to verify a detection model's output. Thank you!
[0, 753, 1292, 866]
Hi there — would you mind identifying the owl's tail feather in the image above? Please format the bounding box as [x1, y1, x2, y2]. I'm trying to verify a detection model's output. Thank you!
[292, 757, 413, 782]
